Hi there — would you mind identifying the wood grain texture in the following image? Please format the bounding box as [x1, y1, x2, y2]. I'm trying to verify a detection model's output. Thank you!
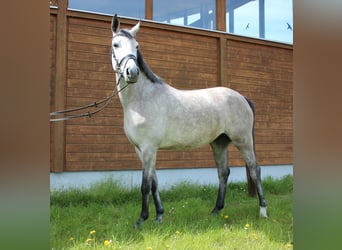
[50, 10, 293, 172]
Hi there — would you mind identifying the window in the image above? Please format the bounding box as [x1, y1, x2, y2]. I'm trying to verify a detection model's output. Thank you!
[226, 0, 259, 38]
[68, 0, 145, 19]
[265, 1, 293, 44]
[226, 0, 293, 44]
[65, 0, 292, 44]
[153, 0, 216, 30]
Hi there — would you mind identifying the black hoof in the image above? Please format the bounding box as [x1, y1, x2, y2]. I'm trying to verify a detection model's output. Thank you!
[211, 208, 220, 215]
[134, 218, 144, 230]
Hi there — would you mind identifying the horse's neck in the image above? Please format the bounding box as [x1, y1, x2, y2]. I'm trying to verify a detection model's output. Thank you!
[116, 73, 151, 108]
[116, 74, 131, 107]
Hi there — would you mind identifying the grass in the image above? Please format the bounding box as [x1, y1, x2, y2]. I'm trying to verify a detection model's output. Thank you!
[50, 175, 293, 249]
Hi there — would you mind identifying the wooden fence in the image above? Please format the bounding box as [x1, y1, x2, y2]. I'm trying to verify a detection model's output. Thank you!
[50, 7, 293, 172]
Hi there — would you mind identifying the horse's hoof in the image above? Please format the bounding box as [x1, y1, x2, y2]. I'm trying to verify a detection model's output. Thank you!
[260, 206, 268, 218]
[134, 218, 144, 229]
[211, 207, 220, 215]
[156, 214, 163, 223]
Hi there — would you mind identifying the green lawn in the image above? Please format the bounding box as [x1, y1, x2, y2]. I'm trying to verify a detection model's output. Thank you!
[50, 175, 293, 249]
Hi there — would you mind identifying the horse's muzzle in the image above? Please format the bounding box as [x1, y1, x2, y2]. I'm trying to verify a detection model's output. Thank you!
[124, 61, 139, 83]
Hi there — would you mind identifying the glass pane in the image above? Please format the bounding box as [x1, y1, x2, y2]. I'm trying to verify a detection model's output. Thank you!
[226, 0, 293, 44]
[153, 0, 216, 30]
[226, 0, 259, 38]
[265, 0, 293, 44]
[68, 0, 145, 19]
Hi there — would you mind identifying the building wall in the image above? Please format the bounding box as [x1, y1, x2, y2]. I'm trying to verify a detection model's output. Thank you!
[50, 9, 293, 172]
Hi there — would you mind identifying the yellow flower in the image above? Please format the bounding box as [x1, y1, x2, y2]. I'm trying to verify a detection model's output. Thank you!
[223, 215, 229, 220]
[90, 230, 96, 235]
[104, 240, 112, 246]
[69, 237, 74, 241]
[86, 238, 94, 243]
[251, 233, 258, 240]
[285, 243, 293, 248]
[146, 247, 153, 250]
[244, 223, 250, 230]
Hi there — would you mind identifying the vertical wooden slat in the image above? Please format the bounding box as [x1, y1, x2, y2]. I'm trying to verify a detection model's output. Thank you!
[52, 0, 68, 172]
[145, 0, 153, 20]
[216, 0, 226, 31]
[219, 36, 227, 86]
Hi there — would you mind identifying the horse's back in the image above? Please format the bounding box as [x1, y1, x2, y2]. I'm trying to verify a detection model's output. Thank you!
[165, 85, 252, 124]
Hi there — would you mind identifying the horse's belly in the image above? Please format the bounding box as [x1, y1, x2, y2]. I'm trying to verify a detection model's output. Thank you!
[159, 126, 221, 150]
[159, 142, 209, 150]
[159, 138, 215, 150]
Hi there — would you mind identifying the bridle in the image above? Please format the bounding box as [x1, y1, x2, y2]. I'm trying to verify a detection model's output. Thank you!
[112, 49, 137, 74]
[50, 44, 138, 122]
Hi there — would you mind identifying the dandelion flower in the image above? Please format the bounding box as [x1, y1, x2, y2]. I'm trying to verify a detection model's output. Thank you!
[86, 238, 94, 243]
[146, 247, 153, 250]
[224, 215, 229, 220]
[251, 233, 258, 240]
[244, 223, 250, 230]
[90, 230, 96, 235]
[104, 240, 112, 246]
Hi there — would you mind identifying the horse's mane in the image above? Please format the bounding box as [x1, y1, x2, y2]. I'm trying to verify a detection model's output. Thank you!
[118, 29, 163, 84]
[137, 50, 163, 84]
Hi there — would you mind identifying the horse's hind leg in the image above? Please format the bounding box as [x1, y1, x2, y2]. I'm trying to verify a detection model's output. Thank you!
[151, 170, 164, 222]
[210, 134, 231, 214]
[235, 140, 268, 217]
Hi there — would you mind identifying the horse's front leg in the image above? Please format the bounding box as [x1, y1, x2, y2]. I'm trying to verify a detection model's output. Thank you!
[135, 146, 164, 228]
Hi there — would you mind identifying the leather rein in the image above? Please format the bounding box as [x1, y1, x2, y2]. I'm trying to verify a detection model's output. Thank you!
[49, 53, 137, 122]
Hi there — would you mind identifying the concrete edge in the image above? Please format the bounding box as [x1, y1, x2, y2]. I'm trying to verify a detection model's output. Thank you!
[50, 165, 293, 191]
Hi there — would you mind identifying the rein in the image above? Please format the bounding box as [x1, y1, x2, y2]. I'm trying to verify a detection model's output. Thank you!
[49, 53, 137, 122]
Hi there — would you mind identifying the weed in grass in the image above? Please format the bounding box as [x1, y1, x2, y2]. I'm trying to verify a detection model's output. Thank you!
[51, 175, 293, 249]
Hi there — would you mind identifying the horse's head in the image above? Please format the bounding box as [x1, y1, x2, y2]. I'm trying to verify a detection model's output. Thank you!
[111, 14, 140, 84]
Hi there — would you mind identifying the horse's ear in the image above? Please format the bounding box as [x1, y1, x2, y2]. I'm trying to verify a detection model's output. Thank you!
[112, 14, 120, 34]
[129, 20, 140, 37]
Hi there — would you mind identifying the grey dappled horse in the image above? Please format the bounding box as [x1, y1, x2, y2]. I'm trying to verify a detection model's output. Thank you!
[110, 15, 267, 228]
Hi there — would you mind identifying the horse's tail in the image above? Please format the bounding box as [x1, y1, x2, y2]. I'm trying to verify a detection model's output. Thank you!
[244, 97, 257, 197]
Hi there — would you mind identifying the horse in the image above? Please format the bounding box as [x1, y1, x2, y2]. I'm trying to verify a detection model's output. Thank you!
[110, 15, 267, 227]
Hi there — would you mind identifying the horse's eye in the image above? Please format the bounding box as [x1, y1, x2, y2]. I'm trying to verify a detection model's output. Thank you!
[113, 43, 119, 48]
[136, 44, 139, 50]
